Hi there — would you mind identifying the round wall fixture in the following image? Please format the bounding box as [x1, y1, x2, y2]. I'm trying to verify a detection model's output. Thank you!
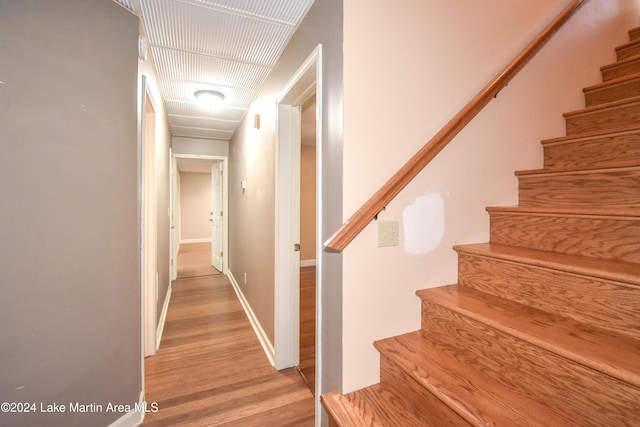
[138, 35, 147, 61]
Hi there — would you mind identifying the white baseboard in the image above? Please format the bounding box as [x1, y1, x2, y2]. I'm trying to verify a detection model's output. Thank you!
[107, 391, 145, 427]
[300, 259, 316, 267]
[180, 238, 212, 244]
[227, 270, 275, 366]
[156, 283, 172, 350]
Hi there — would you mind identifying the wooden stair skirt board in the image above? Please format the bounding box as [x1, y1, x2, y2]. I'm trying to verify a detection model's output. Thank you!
[322, 24, 640, 427]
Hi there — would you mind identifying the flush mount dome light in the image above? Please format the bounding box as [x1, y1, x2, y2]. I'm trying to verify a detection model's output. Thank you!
[194, 90, 225, 111]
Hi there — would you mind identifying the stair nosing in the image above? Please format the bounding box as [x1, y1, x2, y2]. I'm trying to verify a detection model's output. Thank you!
[583, 71, 640, 93]
[601, 53, 640, 72]
[375, 331, 548, 427]
[563, 94, 640, 118]
[541, 128, 640, 146]
[616, 38, 640, 52]
[417, 285, 640, 389]
[453, 243, 640, 287]
[514, 164, 640, 177]
[485, 205, 640, 219]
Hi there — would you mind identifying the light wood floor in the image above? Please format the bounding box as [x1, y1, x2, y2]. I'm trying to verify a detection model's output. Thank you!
[177, 242, 221, 279]
[144, 243, 315, 426]
[299, 266, 316, 395]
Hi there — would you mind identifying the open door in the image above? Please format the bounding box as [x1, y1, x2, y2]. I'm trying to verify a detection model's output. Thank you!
[211, 161, 223, 272]
[275, 46, 321, 373]
[142, 85, 157, 357]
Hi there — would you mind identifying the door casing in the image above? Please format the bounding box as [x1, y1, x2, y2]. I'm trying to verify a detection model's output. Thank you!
[274, 45, 323, 417]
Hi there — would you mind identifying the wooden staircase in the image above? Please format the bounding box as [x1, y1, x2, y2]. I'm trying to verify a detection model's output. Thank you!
[322, 25, 640, 427]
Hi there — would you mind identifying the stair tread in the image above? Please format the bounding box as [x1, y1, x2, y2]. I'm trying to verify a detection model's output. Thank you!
[584, 71, 640, 92]
[616, 38, 640, 52]
[453, 243, 640, 286]
[417, 284, 640, 388]
[322, 391, 374, 427]
[486, 205, 639, 218]
[514, 164, 640, 176]
[541, 127, 640, 146]
[376, 331, 595, 427]
[563, 94, 640, 117]
[321, 386, 429, 427]
[601, 53, 640, 72]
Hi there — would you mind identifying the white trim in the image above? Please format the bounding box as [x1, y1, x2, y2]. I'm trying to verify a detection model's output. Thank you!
[227, 270, 275, 366]
[107, 391, 145, 427]
[141, 82, 158, 358]
[275, 44, 323, 376]
[179, 238, 212, 244]
[156, 282, 172, 350]
[174, 153, 229, 275]
[314, 44, 324, 426]
[300, 259, 317, 267]
[275, 103, 302, 370]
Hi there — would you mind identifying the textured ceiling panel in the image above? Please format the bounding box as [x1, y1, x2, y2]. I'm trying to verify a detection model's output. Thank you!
[141, 0, 292, 65]
[192, 0, 313, 26]
[168, 115, 238, 132]
[164, 100, 247, 122]
[172, 127, 234, 140]
[119, 0, 315, 141]
[158, 79, 257, 108]
[112, 0, 138, 14]
[151, 46, 270, 89]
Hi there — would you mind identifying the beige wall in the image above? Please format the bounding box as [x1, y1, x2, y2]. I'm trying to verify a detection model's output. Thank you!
[173, 136, 229, 157]
[342, 0, 639, 392]
[180, 172, 212, 242]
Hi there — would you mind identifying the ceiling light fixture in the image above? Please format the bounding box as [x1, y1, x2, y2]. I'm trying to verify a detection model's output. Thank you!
[194, 90, 225, 111]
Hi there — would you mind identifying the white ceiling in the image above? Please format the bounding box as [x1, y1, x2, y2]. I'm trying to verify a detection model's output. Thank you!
[113, 0, 315, 141]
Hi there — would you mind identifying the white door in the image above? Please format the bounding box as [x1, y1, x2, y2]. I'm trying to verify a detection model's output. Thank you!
[211, 161, 223, 272]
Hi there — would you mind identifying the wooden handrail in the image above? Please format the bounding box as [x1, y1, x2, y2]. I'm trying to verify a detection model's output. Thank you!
[325, 0, 586, 252]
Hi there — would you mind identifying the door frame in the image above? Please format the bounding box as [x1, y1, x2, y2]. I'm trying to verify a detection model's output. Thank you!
[141, 80, 158, 358]
[274, 44, 323, 395]
[210, 161, 224, 272]
[169, 150, 178, 281]
[171, 154, 229, 274]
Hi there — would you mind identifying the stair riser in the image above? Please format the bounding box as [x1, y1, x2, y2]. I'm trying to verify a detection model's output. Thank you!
[543, 131, 640, 170]
[631, 28, 640, 42]
[457, 252, 640, 340]
[617, 43, 640, 61]
[489, 212, 640, 263]
[518, 169, 640, 208]
[420, 301, 640, 427]
[602, 58, 640, 81]
[376, 336, 537, 426]
[379, 356, 471, 427]
[584, 77, 640, 106]
[564, 100, 640, 135]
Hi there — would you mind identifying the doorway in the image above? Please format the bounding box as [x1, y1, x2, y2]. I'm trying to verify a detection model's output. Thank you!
[171, 155, 229, 277]
[274, 45, 323, 403]
[142, 83, 158, 357]
[298, 95, 317, 394]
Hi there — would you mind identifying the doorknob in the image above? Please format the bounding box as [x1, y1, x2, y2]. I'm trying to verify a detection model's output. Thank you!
[294, 243, 300, 252]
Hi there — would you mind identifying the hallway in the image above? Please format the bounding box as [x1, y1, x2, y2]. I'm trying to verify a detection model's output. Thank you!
[144, 244, 315, 426]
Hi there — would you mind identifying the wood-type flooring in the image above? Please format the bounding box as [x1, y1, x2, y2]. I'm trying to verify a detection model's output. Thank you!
[144, 243, 315, 426]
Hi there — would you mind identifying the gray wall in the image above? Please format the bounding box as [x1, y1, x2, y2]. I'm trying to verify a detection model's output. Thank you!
[0, 1, 140, 426]
[227, 0, 343, 423]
